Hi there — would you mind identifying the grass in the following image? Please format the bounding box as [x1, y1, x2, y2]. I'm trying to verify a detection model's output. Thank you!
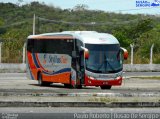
[88, 97, 118, 103]
[131, 76, 160, 80]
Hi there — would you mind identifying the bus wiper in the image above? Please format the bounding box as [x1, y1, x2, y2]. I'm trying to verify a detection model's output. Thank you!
[97, 53, 115, 72]
[97, 63, 104, 73]
[106, 59, 115, 71]
[97, 53, 106, 72]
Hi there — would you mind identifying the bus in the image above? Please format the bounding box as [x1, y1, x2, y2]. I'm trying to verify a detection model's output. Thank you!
[26, 31, 128, 89]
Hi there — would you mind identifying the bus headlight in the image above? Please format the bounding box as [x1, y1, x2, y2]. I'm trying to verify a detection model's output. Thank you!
[89, 76, 95, 80]
[87, 75, 95, 80]
[116, 76, 122, 80]
[88, 80, 92, 84]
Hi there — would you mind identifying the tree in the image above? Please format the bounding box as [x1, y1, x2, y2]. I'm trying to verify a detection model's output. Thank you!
[0, 2, 160, 63]
[129, 18, 154, 45]
[0, 18, 6, 34]
[73, 4, 89, 11]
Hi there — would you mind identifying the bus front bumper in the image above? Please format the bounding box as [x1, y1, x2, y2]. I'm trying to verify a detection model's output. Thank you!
[84, 75, 123, 86]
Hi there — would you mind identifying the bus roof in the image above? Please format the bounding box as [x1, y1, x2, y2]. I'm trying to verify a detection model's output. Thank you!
[27, 31, 119, 44]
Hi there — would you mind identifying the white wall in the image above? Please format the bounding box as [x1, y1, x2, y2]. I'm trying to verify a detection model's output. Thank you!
[0, 63, 160, 72]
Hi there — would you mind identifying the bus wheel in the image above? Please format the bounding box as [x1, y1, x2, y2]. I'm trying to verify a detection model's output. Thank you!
[64, 84, 72, 88]
[38, 73, 44, 86]
[100, 85, 112, 90]
[75, 85, 82, 89]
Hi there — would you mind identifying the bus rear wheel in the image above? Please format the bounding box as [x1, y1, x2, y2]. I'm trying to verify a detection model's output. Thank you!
[38, 73, 51, 86]
[64, 84, 72, 88]
[100, 85, 112, 90]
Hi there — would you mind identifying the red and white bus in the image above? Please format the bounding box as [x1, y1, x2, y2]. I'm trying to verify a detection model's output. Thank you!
[26, 31, 128, 89]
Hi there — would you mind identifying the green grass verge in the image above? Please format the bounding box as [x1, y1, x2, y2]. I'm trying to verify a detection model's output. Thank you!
[131, 76, 160, 80]
[88, 97, 119, 103]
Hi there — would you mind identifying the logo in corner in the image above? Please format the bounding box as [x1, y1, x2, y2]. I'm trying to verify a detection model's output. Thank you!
[136, 0, 160, 7]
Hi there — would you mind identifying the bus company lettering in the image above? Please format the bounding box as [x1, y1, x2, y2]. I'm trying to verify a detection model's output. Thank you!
[49, 55, 68, 64]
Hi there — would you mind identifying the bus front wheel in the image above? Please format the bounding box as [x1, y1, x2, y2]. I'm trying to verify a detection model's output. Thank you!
[75, 84, 82, 89]
[100, 85, 112, 90]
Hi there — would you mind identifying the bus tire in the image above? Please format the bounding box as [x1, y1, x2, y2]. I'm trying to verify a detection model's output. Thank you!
[64, 84, 72, 88]
[75, 84, 82, 89]
[38, 73, 44, 86]
[100, 85, 112, 90]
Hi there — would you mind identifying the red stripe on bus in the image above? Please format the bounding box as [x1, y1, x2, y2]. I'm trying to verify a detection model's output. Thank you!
[27, 52, 37, 80]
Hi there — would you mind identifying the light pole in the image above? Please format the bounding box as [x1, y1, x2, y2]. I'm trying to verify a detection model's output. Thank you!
[33, 14, 35, 35]
[150, 44, 154, 64]
[22, 43, 26, 64]
[130, 44, 134, 65]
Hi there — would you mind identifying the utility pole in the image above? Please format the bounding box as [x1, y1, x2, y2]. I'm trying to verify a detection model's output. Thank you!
[130, 44, 134, 65]
[150, 44, 154, 64]
[37, 17, 39, 34]
[22, 43, 26, 64]
[33, 14, 35, 35]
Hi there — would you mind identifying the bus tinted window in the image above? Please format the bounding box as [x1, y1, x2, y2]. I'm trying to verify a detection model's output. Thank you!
[27, 39, 73, 55]
[27, 39, 34, 52]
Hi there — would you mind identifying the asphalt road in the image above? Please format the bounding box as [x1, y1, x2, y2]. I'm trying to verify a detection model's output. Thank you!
[0, 107, 159, 119]
[0, 72, 160, 79]
[0, 72, 160, 80]
[0, 77, 160, 93]
[0, 72, 159, 104]
[0, 72, 160, 93]
[0, 72, 159, 110]
[0, 107, 160, 113]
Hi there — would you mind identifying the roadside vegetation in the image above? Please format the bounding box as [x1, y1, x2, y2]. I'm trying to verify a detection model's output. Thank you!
[0, 1, 160, 63]
[130, 77, 160, 80]
[89, 97, 118, 103]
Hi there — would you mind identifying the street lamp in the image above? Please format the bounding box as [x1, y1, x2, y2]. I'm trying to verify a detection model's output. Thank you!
[130, 44, 134, 65]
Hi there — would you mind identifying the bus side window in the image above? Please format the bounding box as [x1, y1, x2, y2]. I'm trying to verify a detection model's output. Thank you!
[37, 40, 46, 53]
[27, 39, 34, 52]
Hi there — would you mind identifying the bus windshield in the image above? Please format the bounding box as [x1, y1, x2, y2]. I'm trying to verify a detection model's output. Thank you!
[85, 44, 122, 73]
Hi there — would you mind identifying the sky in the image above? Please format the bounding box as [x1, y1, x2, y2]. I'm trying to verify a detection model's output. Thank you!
[0, 0, 160, 15]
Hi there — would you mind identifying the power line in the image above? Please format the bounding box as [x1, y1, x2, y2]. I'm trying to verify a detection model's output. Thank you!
[0, 19, 31, 28]
[37, 16, 141, 26]
[114, 6, 160, 12]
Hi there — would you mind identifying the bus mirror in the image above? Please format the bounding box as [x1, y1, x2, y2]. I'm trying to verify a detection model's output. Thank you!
[72, 51, 77, 58]
[120, 47, 128, 60]
[81, 46, 89, 59]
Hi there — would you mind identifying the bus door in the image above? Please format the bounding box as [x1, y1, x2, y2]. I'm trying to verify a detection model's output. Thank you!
[79, 50, 85, 84]
[75, 40, 85, 86]
[73, 50, 84, 87]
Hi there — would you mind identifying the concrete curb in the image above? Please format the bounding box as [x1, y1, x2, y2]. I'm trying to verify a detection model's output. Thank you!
[0, 101, 159, 107]
[0, 92, 159, 97]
